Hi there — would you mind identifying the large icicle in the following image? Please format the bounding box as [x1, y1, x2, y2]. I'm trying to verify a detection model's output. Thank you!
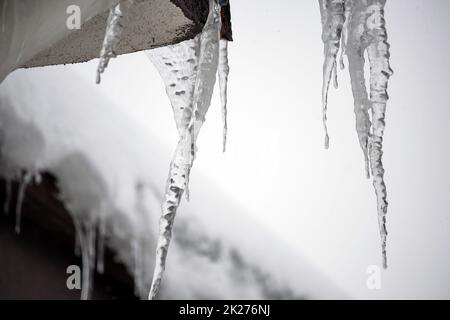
[319, 0, 392, 268]
[318, 0, 345, 149]
[147, 36, 202, 202]
[365, 0, 393, 268]
[218, 39, 230, 152]
[147, 0, 222, 300]
[96, 1, 133, 84]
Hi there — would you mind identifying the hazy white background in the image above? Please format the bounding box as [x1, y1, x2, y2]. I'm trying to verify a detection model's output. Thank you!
[26, 0, 450, 298]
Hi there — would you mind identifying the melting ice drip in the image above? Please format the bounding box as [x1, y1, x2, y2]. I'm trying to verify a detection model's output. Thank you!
[96, 0, 134, 84]
[73, 217, 97, 300]
[14, 170, 41, 235]
[146, 0, 229, 299]
[319, 0, 393, 268]
[219, 39, 230, 152]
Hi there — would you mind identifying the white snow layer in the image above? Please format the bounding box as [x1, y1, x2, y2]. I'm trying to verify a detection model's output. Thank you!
[0, 66, 345, 299]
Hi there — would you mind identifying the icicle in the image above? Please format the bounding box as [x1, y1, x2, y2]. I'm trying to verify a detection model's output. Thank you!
[148, 0, 222, 300]
[218, 39, 230, 152]
[318, 0, 345, 149]
[148, 136, 192, 300]
[365, 0, 393, 269]
[346, 0, 372, 178]
[3, 179, 11, 214]
[75, 219, 96, 300]
[339, 2, 352, 70]
[96, 1, 133, 84]
[147, 37, 201, 203]
[186, 0, 221, 155]
[319, 0, 393, 268]
[96, 218, 106, 274]
[332, 63, 339, 89]
[15, 171, 32, 234]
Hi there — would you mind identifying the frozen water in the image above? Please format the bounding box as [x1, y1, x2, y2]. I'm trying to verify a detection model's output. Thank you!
[365, 0, 393, 268]
[148, 0, 222, 299]
[96, 1, 134, 84]
[74, 218, 96, 300]
[319, 0, 345, 149]
[319, 0, 392, 267]
[218, 40, 230, 152]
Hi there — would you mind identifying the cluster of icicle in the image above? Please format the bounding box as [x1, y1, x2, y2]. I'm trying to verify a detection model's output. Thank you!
[3, 169, 112, 300]
[94, 0, 230, 299]
[318, 0, 393, 268]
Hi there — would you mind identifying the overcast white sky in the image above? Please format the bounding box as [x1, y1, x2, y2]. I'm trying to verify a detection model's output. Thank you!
[24, 0, 450, 299]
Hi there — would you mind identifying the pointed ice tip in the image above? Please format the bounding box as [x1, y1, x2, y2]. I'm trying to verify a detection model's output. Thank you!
[148, 282, 159, 300]
[324, 134, 330, 149]
[96, 73, 101, 85]
[333, 75, 339, 89]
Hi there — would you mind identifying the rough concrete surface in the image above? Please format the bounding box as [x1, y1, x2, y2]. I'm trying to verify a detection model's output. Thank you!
[25, 0, 232, 68]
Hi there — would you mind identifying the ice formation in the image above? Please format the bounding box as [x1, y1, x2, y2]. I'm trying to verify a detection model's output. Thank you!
[14, 171, 31, 234]
[14, 170, 40, 234]
[319, 0, 392, 268]
[146, 0, 225, 299]
[96, 0, 134, 84]
[219, 39, 230, 152]
[318, 0, 345, 149]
